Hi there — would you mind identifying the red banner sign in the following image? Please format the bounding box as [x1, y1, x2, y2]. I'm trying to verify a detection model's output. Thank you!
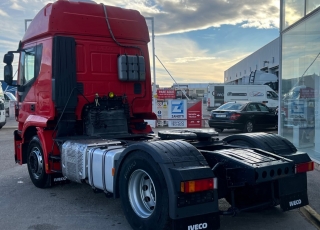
[187, 100, 202, 128]
[300, 88, 314, 98]
[157, 89, 176, 99]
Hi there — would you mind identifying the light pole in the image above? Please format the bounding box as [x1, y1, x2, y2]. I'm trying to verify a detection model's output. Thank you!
[145, 17, 157, 114]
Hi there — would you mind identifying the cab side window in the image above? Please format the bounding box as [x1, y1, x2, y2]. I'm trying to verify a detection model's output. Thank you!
[267, 91, 272, 99]
[17, 44, 43, 102]
[18, 44, 43, 86]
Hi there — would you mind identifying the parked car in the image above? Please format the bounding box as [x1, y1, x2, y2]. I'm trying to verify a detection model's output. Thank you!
[3, 92, 17, 116]
[0, 99, 6, 129]
[209, 101, 277, 133]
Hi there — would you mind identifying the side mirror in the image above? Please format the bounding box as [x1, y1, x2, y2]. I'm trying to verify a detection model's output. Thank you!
[3, 52, 14, 65]
[3, 52, 14, 86]
[4, 65, 13, 86]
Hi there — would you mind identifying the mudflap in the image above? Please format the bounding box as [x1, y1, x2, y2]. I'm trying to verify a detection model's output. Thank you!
[51, 174, 70, 186]
[280, 191, 309, 211]
[278, 173, 309, 211]
[172, 212, 220, 230]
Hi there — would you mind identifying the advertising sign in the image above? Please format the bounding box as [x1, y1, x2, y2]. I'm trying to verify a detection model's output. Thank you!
[168, 120, 187, 128]
[157, 89, 176, 100]
[300, 88, 315, 98]
[214, 86, 224, 107]
[168, 99, 187, 127]
[187, 100, 202, 128]
[168, 99, 187, 119]
[288, 100, 306, 119]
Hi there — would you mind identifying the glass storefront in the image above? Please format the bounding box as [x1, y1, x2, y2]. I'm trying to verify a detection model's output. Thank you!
[307, 0, 320, 14]
[282, 0, 305, 30]
[281, 0, 320, 162]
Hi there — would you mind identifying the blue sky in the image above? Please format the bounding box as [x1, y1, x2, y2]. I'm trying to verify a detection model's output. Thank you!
[0, 0, 279, 87]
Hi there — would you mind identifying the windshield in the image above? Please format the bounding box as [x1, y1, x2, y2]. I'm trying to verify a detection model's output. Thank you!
[267, 91, 278, 99]
[5, 92, 16, 101]
[216, 103, 245, 111]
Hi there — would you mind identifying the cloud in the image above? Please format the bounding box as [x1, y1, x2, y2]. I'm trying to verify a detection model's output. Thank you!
[0, 8, 9, 17]
[100, 0, 279, 35]
[0, 0, 278, 84]
[150, 36, 248, 87]
[10, 2, 24, 11]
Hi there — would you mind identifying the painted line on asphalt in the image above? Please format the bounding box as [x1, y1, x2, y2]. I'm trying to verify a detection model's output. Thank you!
[300, 205, 320, 230]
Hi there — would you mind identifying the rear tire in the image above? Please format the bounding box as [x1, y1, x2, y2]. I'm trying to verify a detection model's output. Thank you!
[215, 128, 224, 132]
[243, 121, 254, 133]
[119, 151, 170, 230]
[27, 136, 51, 188]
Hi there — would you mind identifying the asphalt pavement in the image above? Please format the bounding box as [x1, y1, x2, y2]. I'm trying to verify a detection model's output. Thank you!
[2, 118, 320, 229]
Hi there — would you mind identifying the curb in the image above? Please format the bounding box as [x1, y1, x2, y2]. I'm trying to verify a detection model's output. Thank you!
[2, 126, 17, 129]
[300, 205, 320, 230]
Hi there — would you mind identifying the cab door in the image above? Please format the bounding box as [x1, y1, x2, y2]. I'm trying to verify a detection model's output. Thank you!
[16, 43, 43, 122]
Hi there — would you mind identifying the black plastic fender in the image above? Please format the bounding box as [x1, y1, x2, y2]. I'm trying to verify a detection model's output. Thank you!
[114, 140, 219, 219]
[223, 132, 313, 164]
[223, 132, 297, 155]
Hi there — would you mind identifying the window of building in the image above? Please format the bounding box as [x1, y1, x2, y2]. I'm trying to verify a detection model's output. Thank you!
[282, 0, 305, 30]
[306, 0, 320, 14]
[196, 90, 205, 94]
[281, 9, 319, 162]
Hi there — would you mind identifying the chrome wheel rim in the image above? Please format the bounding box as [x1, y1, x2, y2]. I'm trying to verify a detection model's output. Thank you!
[247, 122, 253, 132]
[128, 169, 156, 218]
[29, 147, 43, 179]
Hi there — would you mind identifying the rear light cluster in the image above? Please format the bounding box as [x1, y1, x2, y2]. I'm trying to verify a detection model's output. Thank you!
[230, 113, 241, 120]
[295, 161, 314, 173]
[180, 178, 217, 193]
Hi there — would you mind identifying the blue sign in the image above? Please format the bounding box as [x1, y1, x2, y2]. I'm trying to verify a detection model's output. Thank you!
[171, 101, 184, 114]
[169, 99, 186, 119]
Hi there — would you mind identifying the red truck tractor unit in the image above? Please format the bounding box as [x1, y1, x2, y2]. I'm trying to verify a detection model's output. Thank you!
[3, 0, 314, 229]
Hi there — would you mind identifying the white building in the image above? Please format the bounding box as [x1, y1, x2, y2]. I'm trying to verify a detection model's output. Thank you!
[224, 38, 279, 85]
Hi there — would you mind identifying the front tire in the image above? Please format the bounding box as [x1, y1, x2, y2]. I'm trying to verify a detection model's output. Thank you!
[119, 151, 170, 230]
[27, 136, 50, 188]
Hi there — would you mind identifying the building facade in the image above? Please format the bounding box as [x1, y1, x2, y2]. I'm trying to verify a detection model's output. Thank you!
[280, 0, 320, 163]
[224, 38, 279, 84]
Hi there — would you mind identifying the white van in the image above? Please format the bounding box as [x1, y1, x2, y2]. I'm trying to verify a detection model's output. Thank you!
[207, 84, 278, 111]
[0, 98, 6, 129]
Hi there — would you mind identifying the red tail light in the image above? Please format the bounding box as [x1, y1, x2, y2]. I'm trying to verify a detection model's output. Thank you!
[295, 161, 314, 173]
[180, 178, 217, 193]
[230, 113, 241, 120]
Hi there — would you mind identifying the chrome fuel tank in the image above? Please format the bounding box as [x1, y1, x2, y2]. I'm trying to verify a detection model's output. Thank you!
[61, 139, 123, 184]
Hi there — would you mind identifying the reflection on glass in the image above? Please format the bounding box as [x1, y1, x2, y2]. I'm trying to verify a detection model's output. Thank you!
[25, 55, 35, 83]
[281, 10, 320, 161]
[306, 0, 320, 14]
[282, 0, 305, 30]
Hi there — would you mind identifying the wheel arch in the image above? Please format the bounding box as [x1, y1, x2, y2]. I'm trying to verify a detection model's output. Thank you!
[20, 126, 38, 164]
[223, 132, 297, 155]
[113, 140, 217, 219]
[21, 126, 54, 174]
[114, 140, 204, 197]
